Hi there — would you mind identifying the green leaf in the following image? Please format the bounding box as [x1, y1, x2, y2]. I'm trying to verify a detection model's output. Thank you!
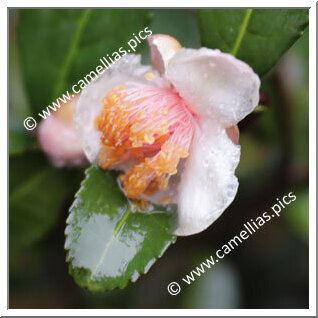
[9, 151, 82, 249]
[283, 190, 309, 242]
[65, 165, 177, 292]
[199, 9, 309, 76]
[149, 9, 200, 48]
[9, 10, 35, 155]
[253, 104, 268, 113]
[17, 9, 151, 114]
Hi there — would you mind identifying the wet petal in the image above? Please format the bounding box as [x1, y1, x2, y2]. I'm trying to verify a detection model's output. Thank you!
[75, 55, 161, 163]
[148, 34, 181, 74]
[175, 120, 240, 236]
[166, 48, 260, 127]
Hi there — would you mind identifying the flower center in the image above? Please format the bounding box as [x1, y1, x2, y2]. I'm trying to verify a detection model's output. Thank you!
[95, 84, 194, 199]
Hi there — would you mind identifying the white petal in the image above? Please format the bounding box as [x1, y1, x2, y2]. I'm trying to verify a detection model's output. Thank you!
[175, 120, 240, 236]
[166, 48, 260, 127]
[75, 54, 160, 162]
[147, 34, 181, 74]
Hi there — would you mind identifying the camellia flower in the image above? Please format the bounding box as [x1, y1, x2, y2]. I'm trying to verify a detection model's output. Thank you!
[37, 96, 87, 167]
[75, 34, 260, 236]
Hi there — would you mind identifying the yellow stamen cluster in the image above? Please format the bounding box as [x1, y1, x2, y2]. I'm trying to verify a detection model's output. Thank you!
[121, 142, 188, 198]
[95, 84, 189, 199]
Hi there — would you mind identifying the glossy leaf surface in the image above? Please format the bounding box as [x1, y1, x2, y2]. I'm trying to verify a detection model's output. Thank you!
[65, 165, 177, 292]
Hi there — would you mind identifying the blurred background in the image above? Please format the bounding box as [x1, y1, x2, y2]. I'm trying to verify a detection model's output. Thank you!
[9, 9, 309, 309]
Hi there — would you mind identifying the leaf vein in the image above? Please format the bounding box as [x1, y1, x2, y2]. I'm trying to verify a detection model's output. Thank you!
[52, 9, 92, 98]
[231, 9, 253, 56]
[88, 208, 131, 280]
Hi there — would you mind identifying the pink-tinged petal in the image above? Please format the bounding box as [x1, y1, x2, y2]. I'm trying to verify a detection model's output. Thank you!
[95, 84, 194, 201]
[37, 95, 86, 167]
[166, 48, 260, 127]
[175, 120, 240, 236]
[148, 34, 181, 74]
[75, 54, 163, 163]
[37, 114, 86, 167]
[226, 125, 240, 145]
